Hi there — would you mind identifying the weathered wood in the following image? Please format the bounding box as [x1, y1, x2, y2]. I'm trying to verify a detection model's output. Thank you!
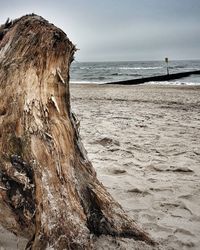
[0, 14, 154, 249]
[106, 70, 200, 85]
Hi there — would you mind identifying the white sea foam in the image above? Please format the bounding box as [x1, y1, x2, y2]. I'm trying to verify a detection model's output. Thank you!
[119, 66, 163, 70]
[145, 81, 200, 86]
[70, 80, 106, 84]
[79, 66, 163, 70]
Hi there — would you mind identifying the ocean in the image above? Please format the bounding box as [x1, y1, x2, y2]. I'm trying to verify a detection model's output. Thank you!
[70, 60, 200, 85]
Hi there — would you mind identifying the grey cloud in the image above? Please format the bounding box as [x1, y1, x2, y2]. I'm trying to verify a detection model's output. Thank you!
[0, 0, 199, 61]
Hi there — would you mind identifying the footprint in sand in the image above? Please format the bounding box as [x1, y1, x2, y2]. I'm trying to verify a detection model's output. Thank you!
[112, 169, 127, 174]
[95, 137, 120, 147]
[152, 165, 193, 173]
[127, 187, 150, 196]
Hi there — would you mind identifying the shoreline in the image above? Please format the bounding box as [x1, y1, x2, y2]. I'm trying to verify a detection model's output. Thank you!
[70, 82, 200, 88]
[70, 81, 200, 86]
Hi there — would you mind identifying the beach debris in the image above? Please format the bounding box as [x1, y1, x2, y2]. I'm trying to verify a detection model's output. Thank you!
[0, 14, 155, 249]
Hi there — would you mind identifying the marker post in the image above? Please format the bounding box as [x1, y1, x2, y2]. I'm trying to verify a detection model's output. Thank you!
[165, 57, 169, 75]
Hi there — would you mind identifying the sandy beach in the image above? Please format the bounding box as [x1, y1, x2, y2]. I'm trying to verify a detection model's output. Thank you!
[70, 84, 200, 249]
[1, 84, 200, 249]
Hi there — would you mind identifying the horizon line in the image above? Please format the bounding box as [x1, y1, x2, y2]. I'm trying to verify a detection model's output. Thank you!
[73, 58, 200, 63]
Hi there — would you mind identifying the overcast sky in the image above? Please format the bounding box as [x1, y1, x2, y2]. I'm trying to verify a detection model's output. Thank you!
[1, 0, 200, 61]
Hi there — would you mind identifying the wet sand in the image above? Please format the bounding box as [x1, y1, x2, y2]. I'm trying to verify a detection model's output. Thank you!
[1, 84, 200, 249]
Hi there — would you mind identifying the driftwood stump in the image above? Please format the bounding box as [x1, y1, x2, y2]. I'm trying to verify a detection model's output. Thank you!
[0, 15, 154, 249]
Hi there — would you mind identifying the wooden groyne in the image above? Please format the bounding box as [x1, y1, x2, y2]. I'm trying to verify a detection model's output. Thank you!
[106, 70, 200, 85]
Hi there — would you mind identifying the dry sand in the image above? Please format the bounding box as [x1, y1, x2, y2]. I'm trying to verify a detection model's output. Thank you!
[1, 84, 200, 249]
[70, 84, 200, 250]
